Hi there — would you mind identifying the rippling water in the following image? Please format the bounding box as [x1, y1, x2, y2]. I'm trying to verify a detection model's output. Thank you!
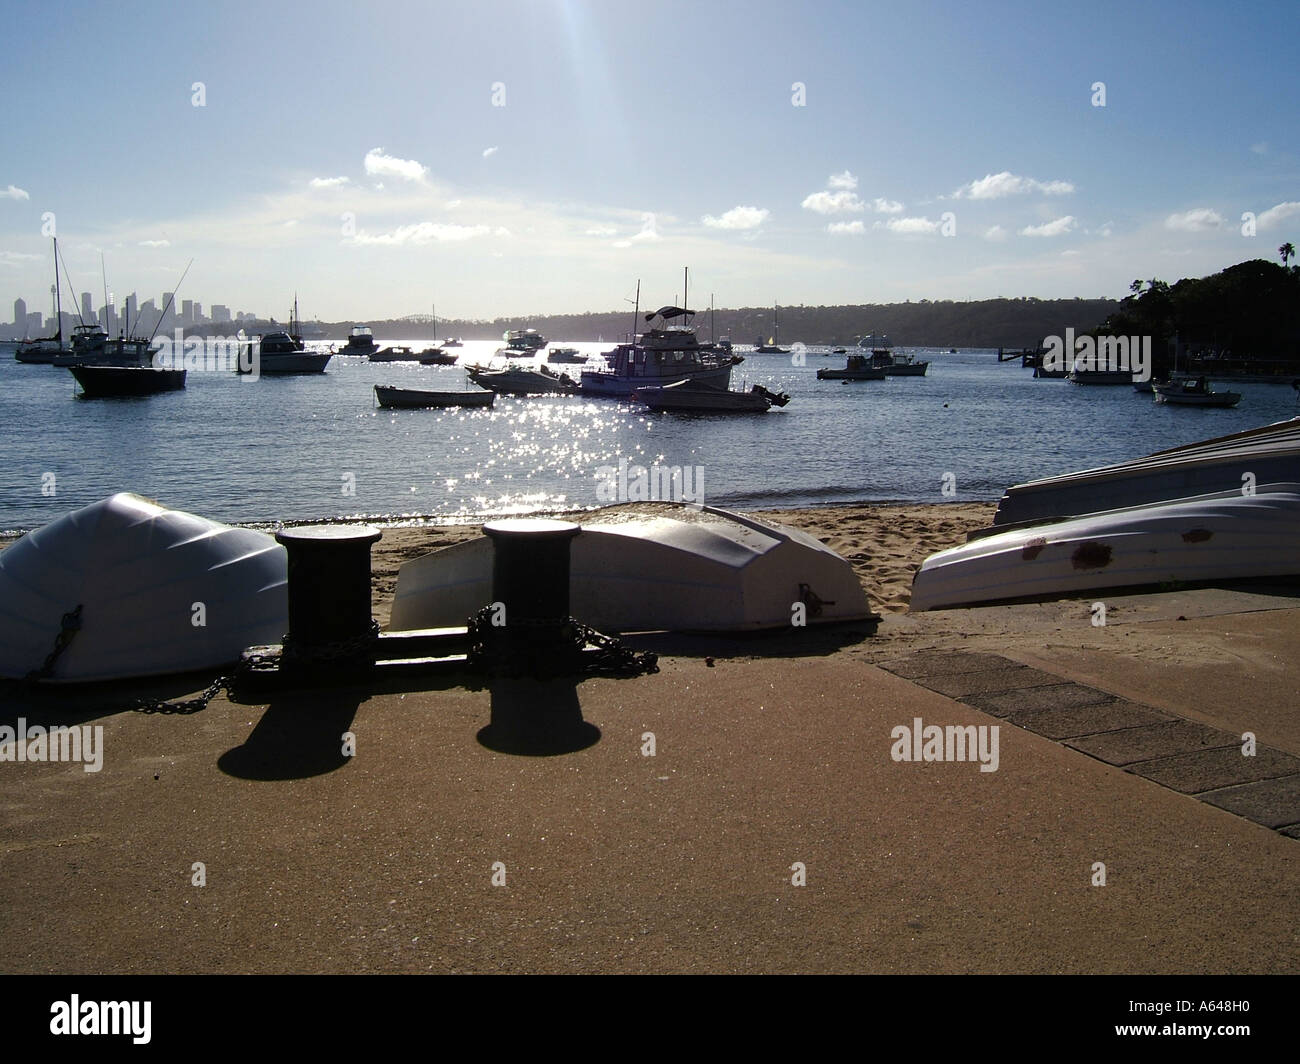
[2, 340, 1296, 535]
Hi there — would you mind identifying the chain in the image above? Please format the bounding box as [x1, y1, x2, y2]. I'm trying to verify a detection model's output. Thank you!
[280, 621, 381, 665]
[24, 604, 84, 683]
[467, 606, 658, 679]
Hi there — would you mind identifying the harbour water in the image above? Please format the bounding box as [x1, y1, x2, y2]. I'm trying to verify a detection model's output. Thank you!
[2, 341, 1296, 535]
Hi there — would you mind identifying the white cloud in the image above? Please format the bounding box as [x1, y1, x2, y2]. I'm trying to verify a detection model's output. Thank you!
[138, 239, 172, 247]
[954, 171, 1075, 199]
[886, 216, 940, 234]
[1258, 201, 1300, 231]
[827, 220, 865, 235]
[1251, 142, 1269, 155]
[585, 225, 617, 236]
[351, 222, 494, 246]
[310, 176, 350, 189]
[702, 205, 769, 230]
[1, 184, 30, 201]
[1164, 208, 1223, 232]
[445, 199, 462, 209]
[984, 225, 1008, 241]
[630, 213, 660, 242]
[1019, 215, 1076, 237]
[827, 170, 858, 190]
[482, 146, 499, 158]
[801, 189, 865, 215]
[871, 198, 904, 214]
[364, 147, 428, 182]
[0, 250, 41, 265]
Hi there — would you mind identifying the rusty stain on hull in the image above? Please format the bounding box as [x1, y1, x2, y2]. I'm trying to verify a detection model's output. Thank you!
[1021, 536, 1047, 561]
[1071, 541, 1113, 569]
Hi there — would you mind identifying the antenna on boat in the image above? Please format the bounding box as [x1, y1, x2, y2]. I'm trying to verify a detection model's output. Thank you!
[147, 259, 193, 344]
[627, 279, 640, 343]
[684, 265, 688, 314]
[100, 251, 109, 332]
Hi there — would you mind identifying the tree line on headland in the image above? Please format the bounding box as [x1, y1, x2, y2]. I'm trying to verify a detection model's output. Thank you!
[192, 255, 1299, 363]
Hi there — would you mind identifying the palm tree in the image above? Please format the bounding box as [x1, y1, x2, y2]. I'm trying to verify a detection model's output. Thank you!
[1281, 242, 1296, 268]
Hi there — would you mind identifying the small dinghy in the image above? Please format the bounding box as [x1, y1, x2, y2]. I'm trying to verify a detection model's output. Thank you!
[1153, 376, 1242, 407]
[390, 503, 873, 633]
[910, 490, 1300, 611]
[374, 384, 494, 409]
[0, 493, 287, 683]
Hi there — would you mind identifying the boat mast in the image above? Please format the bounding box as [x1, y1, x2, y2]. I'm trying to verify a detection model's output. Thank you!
[52, 236, 62, 348]
[630, 279, 640, 343]
[147, 259, 193, 344]
[775, 302, 779, 346]
[100, 252, 109, 334]
[432, 303, 436, 343]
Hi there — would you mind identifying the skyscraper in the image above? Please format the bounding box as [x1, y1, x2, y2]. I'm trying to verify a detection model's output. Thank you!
[13, 297, 26, 330]
[81, 292, 94, 324]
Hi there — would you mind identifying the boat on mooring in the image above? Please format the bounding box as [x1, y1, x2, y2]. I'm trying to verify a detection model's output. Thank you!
[70, 364, 186, 397]
[497, 328, 548, 357]
[374, 384, 494, 409]
[1153, 376, 1242, 408]
[14, 236, 66, 364]
[339, 324, 381, 356]
[754, 303, 790, 353]
[633, 379, 790, 413]
[817, 353, 886, 380]
[240, 299, 332, 374]
[547, 346, 586, 363]
[579, 304, 738, 397]
[467, 364, 579, 395]
[368, 346, 425, 363]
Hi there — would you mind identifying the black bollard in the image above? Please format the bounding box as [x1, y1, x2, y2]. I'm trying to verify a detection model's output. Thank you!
[275, 524, 382, 673]
[480, 518, 581, 673]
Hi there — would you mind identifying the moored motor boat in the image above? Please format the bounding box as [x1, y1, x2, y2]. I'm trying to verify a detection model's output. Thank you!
[469, 364, 579, 395]
[340, 325, 381, 356]
[418, 347, 458, 365]
[0, 493, 287, 682]
[70, 364, 186, 396]
[634, 379, 790, 412]
[368, 346, 425, 363]
[374, 384, 494, 409]
[1153, 376, 1242, 408]
[579, 304, 737, 396]
[817, 353, 885, 380]
[547, 346, 586, 363]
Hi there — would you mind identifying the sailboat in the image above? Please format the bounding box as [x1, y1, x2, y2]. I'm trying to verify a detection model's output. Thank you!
[14, 238, 66, 364]
[754, 303, 790, 353]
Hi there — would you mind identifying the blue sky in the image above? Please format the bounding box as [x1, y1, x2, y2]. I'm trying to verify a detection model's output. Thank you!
[2, 0, 1297, 321]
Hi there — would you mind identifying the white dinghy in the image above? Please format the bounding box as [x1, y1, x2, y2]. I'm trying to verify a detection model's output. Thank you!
[910, 490, 1300, 611]
[390, 503, 873, 633]
[0, 493, 287, 683]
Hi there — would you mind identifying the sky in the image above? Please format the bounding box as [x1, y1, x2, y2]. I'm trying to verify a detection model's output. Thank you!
[2, 0, 1297, 322]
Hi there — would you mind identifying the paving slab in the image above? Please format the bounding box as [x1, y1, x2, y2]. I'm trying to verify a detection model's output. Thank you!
[877, 650, 1012, 679]
[908, 664, 1065, 698]
[1065, 720, 1240, 767]
[1199, 775, 1300, 830]
[965, 682, 1132, 719]
[995, 699, 1173, 741]
[1132, 745, 1300, 794]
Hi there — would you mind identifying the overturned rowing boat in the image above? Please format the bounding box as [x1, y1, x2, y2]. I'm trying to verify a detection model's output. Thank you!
[0, 493, 287, 683]
[390, 503, 874, 633]
[911, 488, 1300, 611]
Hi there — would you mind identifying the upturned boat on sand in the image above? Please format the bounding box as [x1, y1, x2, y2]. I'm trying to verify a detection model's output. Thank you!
[390, 503, 874, 633]
[993, 417, 1300, 526]
[0, 493, 287, 682]
[910, 489, 1300, 611]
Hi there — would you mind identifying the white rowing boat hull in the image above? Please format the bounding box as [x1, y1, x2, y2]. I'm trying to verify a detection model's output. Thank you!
[0, 493, 287, 683]
[911, 491, 1300, 611]
[390, 503, 873, 632]
[995, 417, 1300, 526]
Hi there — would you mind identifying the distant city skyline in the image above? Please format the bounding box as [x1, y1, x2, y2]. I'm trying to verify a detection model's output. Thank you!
[2, 0, 1297, 320]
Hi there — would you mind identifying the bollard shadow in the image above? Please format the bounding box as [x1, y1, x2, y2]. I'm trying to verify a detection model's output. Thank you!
[477, 676, 600, 756]
[218, 686, 366, 781]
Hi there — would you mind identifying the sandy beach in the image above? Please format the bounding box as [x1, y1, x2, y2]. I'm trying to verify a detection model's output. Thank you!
[3, 498, 1299, 975]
